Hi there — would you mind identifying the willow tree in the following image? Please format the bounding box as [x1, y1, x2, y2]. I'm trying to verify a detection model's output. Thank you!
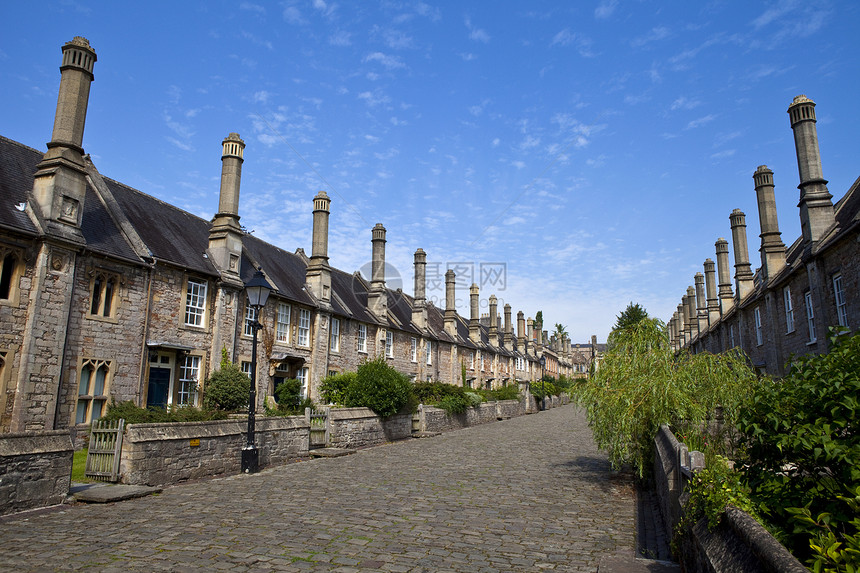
[577, 317, 759, 478]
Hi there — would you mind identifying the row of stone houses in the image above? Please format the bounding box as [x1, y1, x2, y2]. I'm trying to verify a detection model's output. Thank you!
[668, 95, 858, 376]
[0, 37, 596, 435]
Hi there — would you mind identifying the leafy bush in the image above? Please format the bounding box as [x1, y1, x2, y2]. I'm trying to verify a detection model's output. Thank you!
[738, 329, 860, 566]
[100, 400, 227, 424]
[319, 372, 356, 405]
[202, 355, 251, 412]
[575, 317, 759, 478]
[342, 356, 412, 418]
[464, 391, 484, 408]
[530, 380, 558, 401]
[438, 394, 471, 414]
[488, 384, 520, 401]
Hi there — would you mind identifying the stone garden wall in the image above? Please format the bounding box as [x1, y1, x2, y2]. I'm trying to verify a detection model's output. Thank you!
[653, 424, 807, 573]
[327, 407, 412, 448]
[0, 430, 73, 516]
[119, 416, 309, 486]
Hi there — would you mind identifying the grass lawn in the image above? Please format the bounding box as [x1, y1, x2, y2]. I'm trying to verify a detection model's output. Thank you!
[71, 449, 95, 483]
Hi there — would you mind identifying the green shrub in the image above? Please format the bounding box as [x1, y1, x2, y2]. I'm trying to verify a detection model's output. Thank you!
[738, 328, 860, 565]
[202, 361, 251, 412]
[342, 356, 412, 418]
[100, 400, 227, 424]
[464, 391, 484, 408]
[319, 372, 356, 405]
[438, 394, 471, 414]
[274, 378, 303, 411]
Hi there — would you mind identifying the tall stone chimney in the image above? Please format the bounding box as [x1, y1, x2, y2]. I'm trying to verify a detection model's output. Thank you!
[469, 284, 480, 343]
[730, 209, 755, 300]
[526, 317, 535, 355]
[305, 191, 332, 302]
[670, 312, 679, 350]
[488, 295, 498, 344]
[685, 286, 698, 340]
[677, 303, 687, 347]
[32, 37, 97, 241]
[517, 311, 526, 350]
[503, 304, 513, 349]
[444, 269, 457, 337]
[412, 249, 427, 330]
[753, 166, 786, 281]
[368, 223, 387, 318]
[715, 238, 735, 314]
[704, 259, 720, 325]
[695, 273, 708, 333]
[787, 95, 835, 244]
[208, 134, 246, 285]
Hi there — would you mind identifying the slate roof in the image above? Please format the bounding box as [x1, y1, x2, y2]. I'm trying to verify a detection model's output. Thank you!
[0, 137, 42, 236]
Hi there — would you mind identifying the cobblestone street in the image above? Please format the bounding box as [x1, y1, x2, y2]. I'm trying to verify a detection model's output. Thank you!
[0, 406, 636, 572]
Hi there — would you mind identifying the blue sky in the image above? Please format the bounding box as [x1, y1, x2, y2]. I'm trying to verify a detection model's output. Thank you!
[2, 1, 858, 343]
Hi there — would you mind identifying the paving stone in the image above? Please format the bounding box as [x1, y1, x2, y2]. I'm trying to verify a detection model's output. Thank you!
[0, 406, 645, 571]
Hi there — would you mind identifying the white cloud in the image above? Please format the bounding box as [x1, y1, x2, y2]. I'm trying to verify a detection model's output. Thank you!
[686, 114, 716, 129]
[283, 6, 306, 25]
[240, 2, 265, 14]
[253, 90, 271, 104]
[465, 17, 490, 43]
[550, 29, 595, 57]
[670, 96, 701, 111]
[594, 0, 618, 19]
[364, 52, 406, 70]
[358, 89, 391, 107]
[631, 26, 671, 48]
[329, 30, 351, 46]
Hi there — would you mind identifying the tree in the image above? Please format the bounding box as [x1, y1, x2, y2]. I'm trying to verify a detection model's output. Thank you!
[535, 310, 543, 330]
[612, 302, 649, 333]
[554, 323, 568, 340]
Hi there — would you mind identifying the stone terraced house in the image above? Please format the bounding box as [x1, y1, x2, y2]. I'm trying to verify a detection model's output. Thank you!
[669, 95, 858, 376]
[0, 37, 582, 435]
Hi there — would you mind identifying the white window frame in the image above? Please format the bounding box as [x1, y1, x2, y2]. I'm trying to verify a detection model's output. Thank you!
[276, 302, 291, 343]
[470, 351, 475, 370]
[297, 367, 309, 399]
[177, 355, 201, 406]
[410, 337, 418, 362]
[754, 307, 763, 346]
[243, 301, 256, 336]
[833, 274, 848, 327]
[480, 351, 486, 371]
[184, 278, 207, 327]
[298, 309, 311, 347]
[357, 324, 367, 353]
[426, 340, 432, 366]
[385, 331, 393, 358]
[805, 291, 816, 342]
[330, 318, 340, 352]
[783, 286, 795, 333]
[241, 361, 253, 377]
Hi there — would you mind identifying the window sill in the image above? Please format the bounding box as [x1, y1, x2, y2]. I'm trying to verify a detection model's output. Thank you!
[86, 314, 119, 324]
[807, 339, 818, 346]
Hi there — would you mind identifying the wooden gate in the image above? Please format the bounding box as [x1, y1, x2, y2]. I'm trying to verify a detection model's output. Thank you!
[307, 407, 329, 448]
[85, 419, 124, 482]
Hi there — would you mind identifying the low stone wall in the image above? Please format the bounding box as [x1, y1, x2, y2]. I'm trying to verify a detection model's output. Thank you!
[418, 399, 528, 433]
[653, 425, 807, 573]
[120, 416, 308, 486]
[0, 430, 74, 516]
[327, 408, 412, 448]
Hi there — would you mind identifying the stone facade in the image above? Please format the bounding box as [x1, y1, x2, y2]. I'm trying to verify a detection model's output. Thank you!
[670, 96, 858, 376]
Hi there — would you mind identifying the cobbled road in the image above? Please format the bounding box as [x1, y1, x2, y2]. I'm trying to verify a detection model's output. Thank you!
[0, 405, 635, 572]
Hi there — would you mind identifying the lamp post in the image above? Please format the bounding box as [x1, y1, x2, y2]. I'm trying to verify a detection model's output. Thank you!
[539, 354, 546, 411]
[242, 269, 272, 474]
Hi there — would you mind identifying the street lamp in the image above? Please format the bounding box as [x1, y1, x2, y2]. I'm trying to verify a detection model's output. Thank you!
[242, 269, 272, 474]
[539, 354, 547, 411]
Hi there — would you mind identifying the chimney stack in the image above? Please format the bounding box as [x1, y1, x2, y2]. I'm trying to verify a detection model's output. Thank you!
[715, 238, 735, 314]
[305, 191, 332, 302]
[695, 272, 708, 334]
[517, 311, 526, 350]
[469, 284, 480, 343]
[412, 249, 427, 330]
[685, 286, 698, 340]
[208, 134, 247, 284]
[527, 317, 534, 355]
[730, 209, 755, 300]
[368, 223, 387, 318]
[788, 95, 835, 243]
[444, 269, 457, 337]
[677, 302, 687, 347]
[503, 304, 513, 349]
[753, 166, 786, 281]
[704, 259, 720, 325]
[488, 295, 498, 344]
[33, 37, 98, 237]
